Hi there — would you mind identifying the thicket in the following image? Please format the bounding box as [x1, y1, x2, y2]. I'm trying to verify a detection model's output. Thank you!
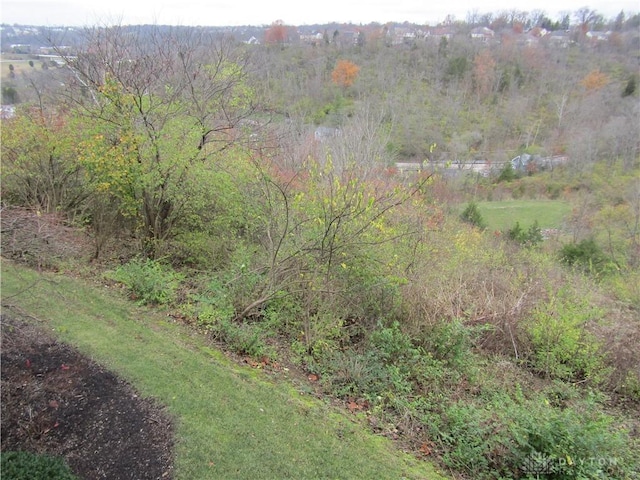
[1, 20, 639, 480]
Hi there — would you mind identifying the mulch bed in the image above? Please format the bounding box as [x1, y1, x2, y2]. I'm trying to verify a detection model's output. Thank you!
[1, 312, 174, 479]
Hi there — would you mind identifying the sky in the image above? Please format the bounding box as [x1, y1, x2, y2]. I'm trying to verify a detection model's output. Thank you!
[1, 0, 638, 27]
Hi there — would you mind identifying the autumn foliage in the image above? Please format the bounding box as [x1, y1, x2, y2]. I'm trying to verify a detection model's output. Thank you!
[580, 69, 610, 91]
[473, 49, 496, 99]
[265, 20, 289, 44]
[331, 59, 360, 88]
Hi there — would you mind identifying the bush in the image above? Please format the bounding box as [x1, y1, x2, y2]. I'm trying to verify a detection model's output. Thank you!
[107, 258, 184, 305]
[526, 288, 608, 384]
[1, 451, 78, 480]
[507, 220, 543, 247]
[417, 319, 477, 369]
[497, 162, 519, 182]
[431, 391, 637, 480]
[460, 201, 487, 230]
[559, 238, 611, 275]
[320, 323, 426, 401]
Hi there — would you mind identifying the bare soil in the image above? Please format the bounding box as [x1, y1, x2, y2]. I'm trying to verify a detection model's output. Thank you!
[1, 312, 174, 480]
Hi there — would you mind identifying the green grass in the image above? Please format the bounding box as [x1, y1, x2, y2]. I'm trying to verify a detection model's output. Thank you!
[475, 199, 571, 231]
[1, 260, 447, 480]
[1, 54, 37, 80]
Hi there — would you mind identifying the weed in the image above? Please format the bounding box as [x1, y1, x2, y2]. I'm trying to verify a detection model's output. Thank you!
[106, 258, 184, 305]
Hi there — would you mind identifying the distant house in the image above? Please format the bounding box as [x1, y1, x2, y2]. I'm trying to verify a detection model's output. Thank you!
[10, 44, 31, 54]
[547, 31, 571, 48]
[586, 31, 611, 42]
[299, 32, 324, 45]
[470, 27, 495, 42]
[427, 27, 455, 41]
[511, 154, 569, 173]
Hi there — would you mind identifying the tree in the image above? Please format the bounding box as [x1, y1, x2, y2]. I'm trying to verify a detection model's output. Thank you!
[265, 20, 289, 44]
[574, 7, 602, 34]
[460, 201, 486, 230]
[580, 69, 610, 91]
[473, 49, 497, 100]
[331, 59, 360, 89]
[59, 25, 256, 257]
[0, 105, 87, 214]
[622, 75, 636, 97]
[1, 85, 19, 104]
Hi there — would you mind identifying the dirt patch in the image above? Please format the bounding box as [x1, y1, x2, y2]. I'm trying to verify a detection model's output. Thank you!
[1, 312, 174, 479]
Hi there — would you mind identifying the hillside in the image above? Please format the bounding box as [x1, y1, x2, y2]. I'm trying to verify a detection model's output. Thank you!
[2, 13, 639, 479]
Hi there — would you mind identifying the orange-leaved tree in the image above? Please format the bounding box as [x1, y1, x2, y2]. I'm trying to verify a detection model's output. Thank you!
[580, 69, 610, 92]
[265, 20, 289, 44]
[331, 59, 360, 89]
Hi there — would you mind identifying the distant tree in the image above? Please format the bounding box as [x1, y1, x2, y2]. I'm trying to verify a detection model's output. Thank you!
[622, 75, 637, 97]
[574, 7, 602, 33]
[528, 9, 547, 27]
[580, 69, 609, 91]
[473, 49, 496, 100]
[438, 36, 448, 57]
[265, 20, 289, 44]
[497, 162, 518, 182]
[1, 85, 19, 104]
[331, 59, 360, 89]
[614, 10, 626, 31]
[445, 56, 468, 81]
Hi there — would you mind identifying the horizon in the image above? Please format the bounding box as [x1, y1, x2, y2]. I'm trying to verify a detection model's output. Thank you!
[1, 0, 638, 28]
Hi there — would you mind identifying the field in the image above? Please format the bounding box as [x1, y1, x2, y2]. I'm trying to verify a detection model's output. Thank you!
[475, 199, 572, 231]
[0, 54, 42, 80]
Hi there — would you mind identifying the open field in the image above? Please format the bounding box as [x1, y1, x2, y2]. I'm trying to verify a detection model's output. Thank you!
[476, 199, 572, 231]
[0, 54, 37, 80]
[1, 260, 447, 480]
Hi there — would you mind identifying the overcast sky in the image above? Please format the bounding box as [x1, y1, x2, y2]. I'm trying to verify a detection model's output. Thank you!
[1, 0, 637, 27]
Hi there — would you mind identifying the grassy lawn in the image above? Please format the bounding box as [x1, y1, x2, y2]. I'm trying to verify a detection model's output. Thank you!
[1, 261, 446, 480]
[476, 199, 571, 231]
[0, 54, 37, 80]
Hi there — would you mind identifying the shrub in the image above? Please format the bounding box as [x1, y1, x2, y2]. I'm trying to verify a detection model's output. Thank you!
[497, 162, 519, 182]
[107, 258, 184, 305]
[526, 287, 608, 384]
[1, 451, 78, 480]
[321, 323, 427, 401]
[460, 201, 487, 230]
[417, 319, 477, 369]
[207, 315, 274, 359]
[431, 391, 636, 480]
[559, 238, 611, 275]
[507, 220, 543, 247]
